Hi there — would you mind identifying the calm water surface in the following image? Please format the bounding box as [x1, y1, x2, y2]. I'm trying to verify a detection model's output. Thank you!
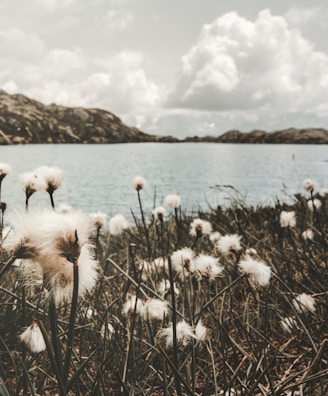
[1, 143, 328, 218]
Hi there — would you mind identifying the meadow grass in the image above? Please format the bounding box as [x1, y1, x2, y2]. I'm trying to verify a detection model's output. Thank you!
[0, 168, 327, 395]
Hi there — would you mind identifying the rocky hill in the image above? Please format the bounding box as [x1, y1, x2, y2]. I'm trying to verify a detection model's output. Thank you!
[185, 128, 328, 144]
[0, 89, 178, 144]
[1, 90, 327, 144]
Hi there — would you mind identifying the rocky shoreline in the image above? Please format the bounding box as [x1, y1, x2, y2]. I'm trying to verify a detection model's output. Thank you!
[1, 89, 327, 144]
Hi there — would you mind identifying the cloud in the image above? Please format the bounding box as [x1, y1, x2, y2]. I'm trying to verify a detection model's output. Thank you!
[106, 9, 134, 30]
[0, 27, 164, 116]
[284, 7, 322, 26]
[167, 9, 328, 118]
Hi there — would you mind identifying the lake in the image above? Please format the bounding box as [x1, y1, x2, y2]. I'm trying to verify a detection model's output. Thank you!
[1, 143, 328, 220]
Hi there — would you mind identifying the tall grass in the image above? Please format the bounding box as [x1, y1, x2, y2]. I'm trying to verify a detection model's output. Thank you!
[0, 168, 327, 395]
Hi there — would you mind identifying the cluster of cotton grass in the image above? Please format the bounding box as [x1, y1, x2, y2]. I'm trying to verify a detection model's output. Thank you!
[0, 167, 327, 396]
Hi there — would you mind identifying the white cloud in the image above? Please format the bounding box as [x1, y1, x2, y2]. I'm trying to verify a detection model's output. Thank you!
[284, 7, 322, 26]
[106, 9, 134, 30]
[0, 27, 165, 116]
[167, 9, 328, 118]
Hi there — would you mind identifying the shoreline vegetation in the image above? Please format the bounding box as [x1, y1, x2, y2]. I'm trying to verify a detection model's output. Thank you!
[0, 164, 327, 395]
[1, 89, 328, 145]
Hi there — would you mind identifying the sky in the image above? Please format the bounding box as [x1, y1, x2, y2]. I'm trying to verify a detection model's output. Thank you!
[1, 0, 328, 138]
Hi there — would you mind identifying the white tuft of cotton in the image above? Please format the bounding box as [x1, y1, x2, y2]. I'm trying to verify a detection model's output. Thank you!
[217, 234, 242, 255]
[109, 214, 129, 235]
[238, 256, 271, 287]
[165, 194, 181, 209]
[189, 218, 212, 237]
[132, 176, 147, 191]
[293, 293, 316, 313]
[280, 211, 296, 228]
[192, 254, 224, 281]
[20, 321, 46, 353]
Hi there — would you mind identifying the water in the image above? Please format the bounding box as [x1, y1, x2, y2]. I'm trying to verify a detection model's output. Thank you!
[1, 143, 328, 219]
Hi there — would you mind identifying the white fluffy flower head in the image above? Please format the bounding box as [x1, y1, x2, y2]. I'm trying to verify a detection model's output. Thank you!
[303, 178, 316, 193]
[152, 206, 167, 222]
[302, 228, 314, 240]
[210, 231, 222, 244]
[189, 218, 212, 237]
[192, 254, 224, 281]
[90, 211, 107, 230]
[132, 176, 147, 191]
[36, 166, 64, 193]
[0, 163, 11, 180]
[158, 320, 196, 347]
[19, 171, 46, 197]
[217, 234, 242, 255]
[9, 209, 99, 305]
[293, 293, 316, 313]
[195, 320, 208, 342]
[307, 198, 322, 211]
[20, 321, 46, 353]
[281, 317, 298, 334]
[165, 194, 181, 209]
[109, 214, 129, 235]
[238, 256, 271, 287]
[123, 294, 144, 317]
[280, 211, 296, 228]
[141, 298, 169, 321]
[171, 247, 195, 274]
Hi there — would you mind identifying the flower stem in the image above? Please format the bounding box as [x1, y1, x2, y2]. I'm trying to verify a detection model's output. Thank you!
[63, 263, 79, 387]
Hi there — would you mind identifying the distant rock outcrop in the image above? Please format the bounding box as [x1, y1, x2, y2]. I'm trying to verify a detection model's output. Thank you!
[0, 90, 178, 144]
[1, 89, 327, 144]
[185, 128, 328, 144]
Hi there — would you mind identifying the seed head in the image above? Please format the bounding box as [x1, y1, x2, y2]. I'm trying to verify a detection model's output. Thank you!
[165, 194, 181, 209]
[132, 176, 147, 191]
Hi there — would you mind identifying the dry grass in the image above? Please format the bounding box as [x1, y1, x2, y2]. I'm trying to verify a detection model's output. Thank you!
[0, 188, 327, 395]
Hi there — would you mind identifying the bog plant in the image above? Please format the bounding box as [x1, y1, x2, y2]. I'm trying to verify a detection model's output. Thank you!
[0, 164, 327, 396]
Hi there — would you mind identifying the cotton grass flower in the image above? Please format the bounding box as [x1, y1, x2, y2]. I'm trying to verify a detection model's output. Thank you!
[280, 211, 296, 228]
[20, 321, 46, 353]
[122, 294, 144, 317]
[132, 176, 147, 191]
[0, 163, 11, 182]
[165, 194, 181, 209]
[195, 320, 208, 342]
[152, 206, 167, 222]
[109, 214, 129, 235]
[158, 320, 196, 347]
[171, 247, 195, 274]
[101, 323, 115, 340]
[209, 231, 221, 244]
[9, 209, 99, 305]
[293, 293, 316, 313]
[217, 234, 242, 255]
[157, 279, 180, 297]
[303, 178, 316, 193]
[35, 166, 64, 193]
[90, 211, 107, 230]
[141, 298, 169, 321]
[189, 218, 212, 237]
[281, 317, 298, 334]
[302, 228, 314, 240]
[192, 254, 224, 281]
[20, 171, 47, 209]
[307, 198, 322, 211]
[238, 256, 271, 287]
[35, 166, 64, 209]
